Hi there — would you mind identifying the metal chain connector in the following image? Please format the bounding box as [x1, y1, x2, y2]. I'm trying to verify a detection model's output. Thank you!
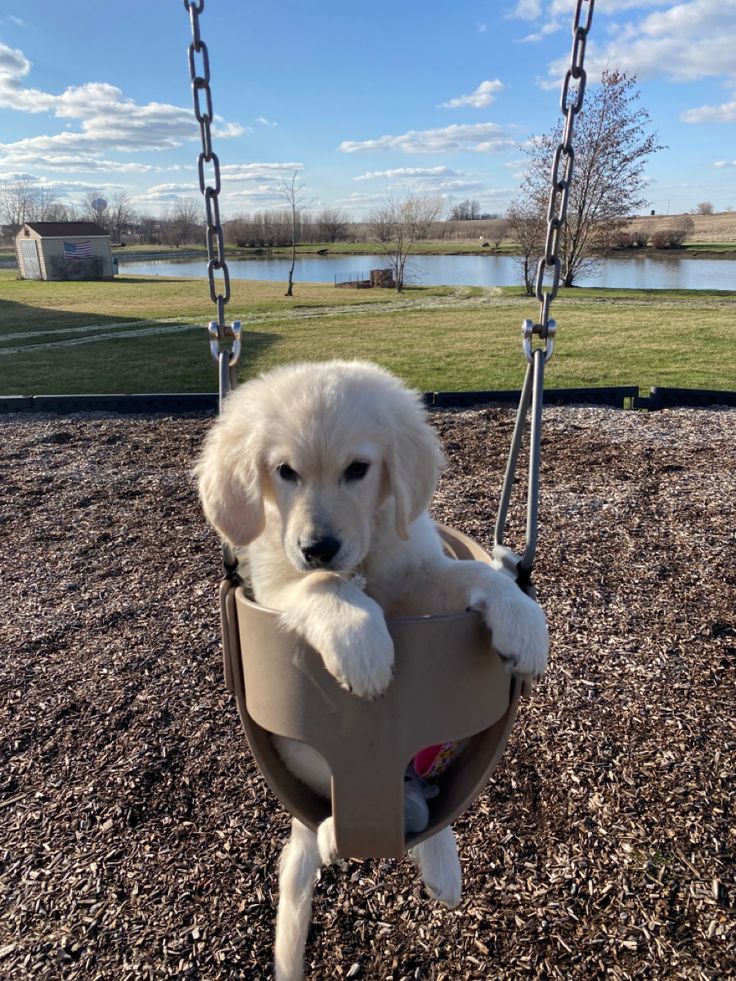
[208, 320, 241, 366]
[495, 0, 595, 585]
[183, 0, 240, 404]
[523, 318, 556, 364]
[527, 0, 594, 364]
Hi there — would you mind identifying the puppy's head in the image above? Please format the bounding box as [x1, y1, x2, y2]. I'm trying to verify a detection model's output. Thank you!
[195, 360, 445, 571]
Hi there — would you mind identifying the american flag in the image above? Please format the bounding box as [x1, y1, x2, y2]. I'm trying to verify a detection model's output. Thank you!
[63, 240, 93, 260]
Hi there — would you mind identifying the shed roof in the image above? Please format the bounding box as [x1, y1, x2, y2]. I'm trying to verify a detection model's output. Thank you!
[22, 221, 109, 237]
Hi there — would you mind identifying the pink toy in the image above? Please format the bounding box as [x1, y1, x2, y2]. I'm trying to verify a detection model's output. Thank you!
[414, 741, 459, 779]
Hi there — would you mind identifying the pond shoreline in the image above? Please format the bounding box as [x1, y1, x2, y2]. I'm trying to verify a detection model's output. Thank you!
[113, 244, 736, 262]
[1, 243, 734, 271]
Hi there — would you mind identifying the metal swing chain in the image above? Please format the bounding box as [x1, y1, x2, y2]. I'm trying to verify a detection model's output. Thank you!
[184, 0, 242, 582]
[183, 0, 241, 412]
[493, 0, 595, 585]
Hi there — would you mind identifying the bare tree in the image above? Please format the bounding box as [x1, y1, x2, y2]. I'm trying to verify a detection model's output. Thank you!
[278, 172, 312, 296]
[107, 192, 136, 243]
[367, 209, 392, 244]
[168, 197, 202, 247]
[489, 217, 509, 252]
[41, 200, 74, 222]
[137, 213, 162, 245]
[0, 177, 75, 229]
[0, 176, 39, 226]
[521, 70, 664, 286]
[368, 189, 444, 292]
[316, 207, 349, 243]
[505, 201, 547, 295]
[449, 199, 482, 221]
[695, 201, 714, 215]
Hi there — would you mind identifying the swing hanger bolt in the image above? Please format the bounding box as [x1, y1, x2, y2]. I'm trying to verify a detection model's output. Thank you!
[208, 319, 242, 367]
[522, 318, 556, 364]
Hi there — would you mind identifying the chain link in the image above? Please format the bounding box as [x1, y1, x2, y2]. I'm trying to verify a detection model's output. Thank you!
[183, 0, 240, 385]
[527, 0, 595, 363]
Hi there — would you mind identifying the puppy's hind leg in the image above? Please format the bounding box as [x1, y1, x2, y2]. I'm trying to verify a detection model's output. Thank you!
[409, 826, 463, 909]
[275, 819, 322, 981]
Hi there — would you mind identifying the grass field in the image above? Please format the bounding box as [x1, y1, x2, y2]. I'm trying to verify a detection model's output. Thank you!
[0, 269, 734, 395]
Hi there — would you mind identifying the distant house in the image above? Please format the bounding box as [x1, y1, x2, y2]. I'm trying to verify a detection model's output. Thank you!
[15, 222, 114, 281]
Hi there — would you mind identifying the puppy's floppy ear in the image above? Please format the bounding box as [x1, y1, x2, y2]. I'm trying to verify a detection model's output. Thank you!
[194, 410, 266, 548]
[385, 394, 445, 540]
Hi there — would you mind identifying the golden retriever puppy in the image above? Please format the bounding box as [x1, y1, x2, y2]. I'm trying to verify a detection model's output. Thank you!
[196, 360, 548, 981]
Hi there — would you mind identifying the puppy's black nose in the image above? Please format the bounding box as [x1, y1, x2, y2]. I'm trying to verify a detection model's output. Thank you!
[301, 536, 341, 566]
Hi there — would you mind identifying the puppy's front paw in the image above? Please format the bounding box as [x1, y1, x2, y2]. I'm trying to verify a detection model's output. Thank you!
[281, 595, 395, 699]
[321, 608, 395, 699]
[469, 583, 548, 679]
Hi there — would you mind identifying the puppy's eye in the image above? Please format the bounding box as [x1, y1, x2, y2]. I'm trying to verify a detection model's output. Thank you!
[277, 463, 299, 483]
[344, 460, 369, 482]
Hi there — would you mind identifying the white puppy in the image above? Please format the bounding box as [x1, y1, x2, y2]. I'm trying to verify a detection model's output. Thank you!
[196, 360, 548, 981]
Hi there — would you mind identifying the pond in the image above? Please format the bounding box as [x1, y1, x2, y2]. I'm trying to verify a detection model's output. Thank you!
[117, 252, 736, 291]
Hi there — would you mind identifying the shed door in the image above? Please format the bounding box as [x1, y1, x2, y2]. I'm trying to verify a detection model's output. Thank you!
[19, 239, 42, 280]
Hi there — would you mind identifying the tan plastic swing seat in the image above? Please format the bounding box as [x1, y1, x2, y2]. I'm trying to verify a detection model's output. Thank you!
[220, 525, 525, 860]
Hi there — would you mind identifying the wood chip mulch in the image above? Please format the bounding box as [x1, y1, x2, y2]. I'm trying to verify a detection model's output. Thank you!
[0, 405, 734, 980]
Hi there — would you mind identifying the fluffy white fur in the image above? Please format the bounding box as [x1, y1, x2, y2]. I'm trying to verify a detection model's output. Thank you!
[196, 360, 548, 981]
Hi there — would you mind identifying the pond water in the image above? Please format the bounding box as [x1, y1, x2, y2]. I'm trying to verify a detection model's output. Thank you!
[117, 252, 736, 291]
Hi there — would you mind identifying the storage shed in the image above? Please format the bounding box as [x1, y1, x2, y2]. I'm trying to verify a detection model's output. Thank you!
[15, 222, 114, 281]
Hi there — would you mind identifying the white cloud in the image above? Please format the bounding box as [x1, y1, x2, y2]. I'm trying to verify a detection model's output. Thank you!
[534, 2, 736, 90]
[255, 116, 278, 127]
[339, 123, 514, 154]
[0, 40, 30, 81]
[0, 41, 244, 171]
[0, 149, 156, 173]
[353, 166, 458, 181]
[331, 190, 393, 215]
[0, 171, 121, 194]
[223, 185, 289, 207]
[511, 0, 670, 22]
[439, 80, 504, 109]
[682, 96, 736, 123]
[352, 166, 484, 194]
[0, 170, 129, 206]
[219, 162, 302, 181]
[520, 20, 565, 43]
[430, 179, 486, 193]
[136, 182, 197, 197]
[133, 164, 305, 206]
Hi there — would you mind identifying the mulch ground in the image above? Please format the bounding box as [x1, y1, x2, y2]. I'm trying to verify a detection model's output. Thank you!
[0, 405, 734, 981]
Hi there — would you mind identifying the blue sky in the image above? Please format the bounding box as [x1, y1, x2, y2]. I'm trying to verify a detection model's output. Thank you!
[1, 1, 735, 221]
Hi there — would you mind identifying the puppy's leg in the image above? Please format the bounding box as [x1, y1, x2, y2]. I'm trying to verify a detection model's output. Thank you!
[316, 816, 341, 866]
[410, 826, 462, 909]
[275, 819, 322, 981]
[277, 573, 394, 699]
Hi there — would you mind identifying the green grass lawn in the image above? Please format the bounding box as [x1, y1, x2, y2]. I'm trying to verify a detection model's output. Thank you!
[0, 269, 734, 395]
